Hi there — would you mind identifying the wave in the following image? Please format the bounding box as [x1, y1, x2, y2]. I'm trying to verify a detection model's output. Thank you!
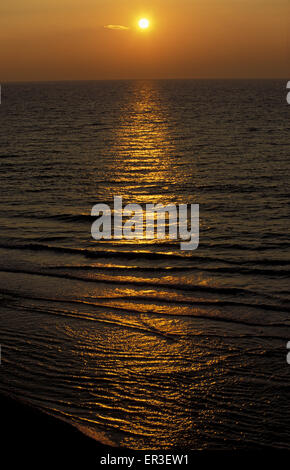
[1, 286, 290, 331]
[53, 263, 290, 277]
[1, 240, 290, 266]
[32, 213, 94, 223]
[0, 267, 289, 312]
[0, 154, 21, 159]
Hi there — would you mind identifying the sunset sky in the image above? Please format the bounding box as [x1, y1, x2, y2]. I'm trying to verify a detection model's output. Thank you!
[0, 0, 289, 81]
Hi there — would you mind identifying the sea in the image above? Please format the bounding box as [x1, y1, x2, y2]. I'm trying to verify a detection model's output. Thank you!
[0, 79, 289, 451]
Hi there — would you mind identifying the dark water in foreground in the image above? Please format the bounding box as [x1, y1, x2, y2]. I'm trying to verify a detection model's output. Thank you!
[0, 80, 289, 450]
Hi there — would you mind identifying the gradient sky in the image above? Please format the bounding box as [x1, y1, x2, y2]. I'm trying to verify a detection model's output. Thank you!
[0, 0, 289, 81]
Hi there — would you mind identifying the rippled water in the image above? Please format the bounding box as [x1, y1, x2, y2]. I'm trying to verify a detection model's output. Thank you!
[0, 80, 289, 450]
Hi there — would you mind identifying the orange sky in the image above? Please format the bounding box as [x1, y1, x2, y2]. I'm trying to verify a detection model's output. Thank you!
[0, 0, 289, 81]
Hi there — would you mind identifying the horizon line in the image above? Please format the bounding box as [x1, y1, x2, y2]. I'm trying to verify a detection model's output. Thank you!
[1, 77, 289, 85]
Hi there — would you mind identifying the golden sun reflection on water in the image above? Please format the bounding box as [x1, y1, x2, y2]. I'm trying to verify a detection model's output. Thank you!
[109, 80, 185, 205]
[75, 81, 223, 449]
[92, 80, 200, 248]
[58, 307, 226, 450]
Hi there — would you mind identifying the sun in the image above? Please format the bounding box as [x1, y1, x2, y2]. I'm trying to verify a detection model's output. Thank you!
[138, 18, 150, 30]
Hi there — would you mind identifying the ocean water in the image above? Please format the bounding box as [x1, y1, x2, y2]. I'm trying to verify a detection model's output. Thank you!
[0, 79, 289, 450]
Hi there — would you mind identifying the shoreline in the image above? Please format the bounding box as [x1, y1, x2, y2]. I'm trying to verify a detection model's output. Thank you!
[1, 392, 290, 466]
[0, 392, 116, 465]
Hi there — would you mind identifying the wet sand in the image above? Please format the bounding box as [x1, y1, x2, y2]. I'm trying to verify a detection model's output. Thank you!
[1, 393, 113, 465]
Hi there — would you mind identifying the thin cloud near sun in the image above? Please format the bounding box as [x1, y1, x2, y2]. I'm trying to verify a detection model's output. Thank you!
[104, 24, 130, 31]
[104, 18, 150, 32]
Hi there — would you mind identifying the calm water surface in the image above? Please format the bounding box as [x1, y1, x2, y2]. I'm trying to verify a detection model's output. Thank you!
[0, 80, 289, 450]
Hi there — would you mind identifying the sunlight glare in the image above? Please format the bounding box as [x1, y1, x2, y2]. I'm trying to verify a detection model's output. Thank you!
[138, 18, 150, 30]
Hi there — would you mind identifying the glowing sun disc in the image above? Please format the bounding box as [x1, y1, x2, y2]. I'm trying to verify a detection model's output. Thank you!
[138, 18, 150, 29]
